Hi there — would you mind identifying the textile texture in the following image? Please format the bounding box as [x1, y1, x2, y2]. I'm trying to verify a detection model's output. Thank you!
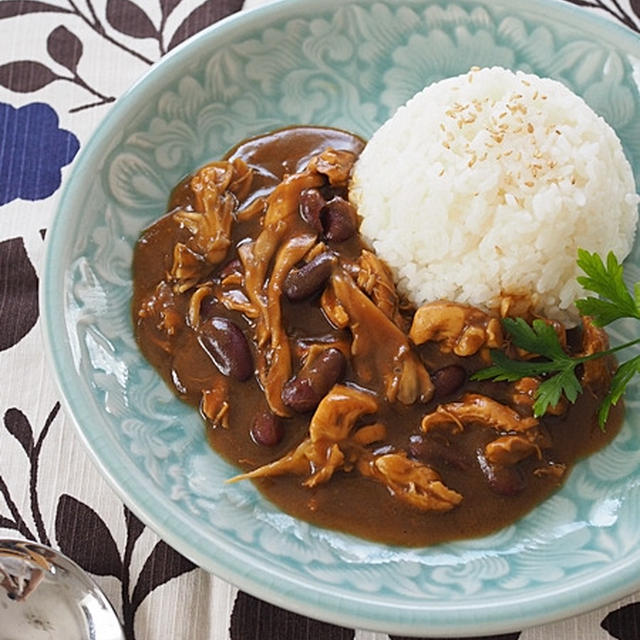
[1, 0, 640, 638]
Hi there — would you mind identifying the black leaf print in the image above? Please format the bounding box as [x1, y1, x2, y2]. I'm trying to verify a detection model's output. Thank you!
[0, 60, 59, 92]
[602, 603, 640, 639]
[159, 0, 182, 20]
[124, 506, 145, 547]
[55, 494, 123, 577]
[563, 0, 639, 32]
[230, 591, 355, 640]
[47, 25, 83, 73]
[0, 1, 73, 19]
[0, 238, 39, 352]
[0, 473, 35, 540]
[0, 515, 18, 530]
[130, 539, 196, 611]
[4, 407, 34, 456]
[106, 0, 158, 39]
[167, 0, 243, 50]
[390, 635, 520, 640]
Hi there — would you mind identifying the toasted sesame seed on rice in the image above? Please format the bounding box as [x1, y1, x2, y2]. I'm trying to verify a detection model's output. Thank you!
[350, 67, 639, 325]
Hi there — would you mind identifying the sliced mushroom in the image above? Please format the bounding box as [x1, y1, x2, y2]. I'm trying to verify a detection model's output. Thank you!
[330, 268, 434, 405]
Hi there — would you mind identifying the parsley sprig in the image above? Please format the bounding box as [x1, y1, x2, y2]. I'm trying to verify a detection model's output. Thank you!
[473, 250, 640, 427]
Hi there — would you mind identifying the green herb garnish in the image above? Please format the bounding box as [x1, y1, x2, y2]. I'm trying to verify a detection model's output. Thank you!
[473, 250, 640, 427]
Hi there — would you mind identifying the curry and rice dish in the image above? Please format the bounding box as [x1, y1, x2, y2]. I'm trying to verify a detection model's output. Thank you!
[132, 68, 639, 546]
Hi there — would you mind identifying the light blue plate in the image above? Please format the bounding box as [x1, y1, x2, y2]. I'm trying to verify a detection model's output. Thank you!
[42, 0, 640, 635]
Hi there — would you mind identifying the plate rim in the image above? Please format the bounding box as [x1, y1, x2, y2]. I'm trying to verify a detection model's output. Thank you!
[41, 0, 640, 635]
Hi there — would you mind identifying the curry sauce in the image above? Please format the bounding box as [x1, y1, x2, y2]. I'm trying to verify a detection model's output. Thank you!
[132, 126, 622, 546]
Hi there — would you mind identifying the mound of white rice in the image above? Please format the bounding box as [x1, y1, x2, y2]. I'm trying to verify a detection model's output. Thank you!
[350, 67, 639, 325]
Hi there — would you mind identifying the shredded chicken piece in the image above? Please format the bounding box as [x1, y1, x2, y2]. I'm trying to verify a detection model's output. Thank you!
[170, 243, 208, 293]
[510, 377, 567, 416]
[410, 301, 503, 356]
[330, 268, 434, 404]
[307, 148, 357, 185]
[357, 452, 462, 511]
[500, 294, 535, 320]
[175, 164, 235, 259]
[578, 316, 613, 393]
[356, 250, 403, 326]
[229, 384, 378, 486]
[421, 393, 538, 433]
[351, 423, 387, 445]
[533, 462, 566, 481]
[201, 380, 230, 428]
[422, 393, 548, 469]
[169, 160, 252, 291]
[231, 385, 461, 512]
[137, 281, 183, 348]
[484, 434, 544, 466]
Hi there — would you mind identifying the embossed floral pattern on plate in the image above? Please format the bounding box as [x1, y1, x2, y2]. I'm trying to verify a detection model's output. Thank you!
[42, 0, 640, 635]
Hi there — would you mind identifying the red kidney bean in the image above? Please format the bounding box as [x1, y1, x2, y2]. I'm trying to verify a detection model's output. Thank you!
[431, 364, 466, 399]
[283, 252, 336, 302]
[299, 188, 325, 232]
[198, 317, 253, 381]
[321, 196, 357, 242]
[408, 434, 470, 470]
[250, 410, 283, 447]
[282, 347, 346, 413]
[477, 451, 526, 496]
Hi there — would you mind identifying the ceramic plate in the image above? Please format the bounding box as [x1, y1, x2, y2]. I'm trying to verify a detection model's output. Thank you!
[42, 0, 640, 635]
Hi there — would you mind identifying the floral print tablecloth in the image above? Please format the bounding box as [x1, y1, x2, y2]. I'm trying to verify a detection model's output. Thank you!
[1, 0, 640, 638]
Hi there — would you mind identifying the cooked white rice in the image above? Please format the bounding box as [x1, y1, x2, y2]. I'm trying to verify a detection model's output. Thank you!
[350, 67, 639, 325]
